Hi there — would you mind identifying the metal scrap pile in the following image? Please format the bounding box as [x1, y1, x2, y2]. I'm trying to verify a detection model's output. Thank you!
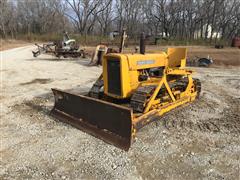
[32, 32, 85, 58]
[187, 56, 213, 67]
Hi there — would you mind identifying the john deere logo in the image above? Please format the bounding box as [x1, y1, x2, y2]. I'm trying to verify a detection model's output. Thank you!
[137, 60, 155, 65]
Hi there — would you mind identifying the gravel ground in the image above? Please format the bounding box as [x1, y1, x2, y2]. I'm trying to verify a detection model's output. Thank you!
[1, 46, 240, 179]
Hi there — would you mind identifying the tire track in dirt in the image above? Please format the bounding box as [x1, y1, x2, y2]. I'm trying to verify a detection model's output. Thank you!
[162, 76, 240, 135]
[163, 118, 240, 134]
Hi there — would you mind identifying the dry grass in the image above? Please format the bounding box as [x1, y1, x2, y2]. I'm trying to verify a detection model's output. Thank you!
[187, 47, 240, 66]
[0, 39, 31, 51]
[122, 45, 240, 67]
[1, 39, 239, 67]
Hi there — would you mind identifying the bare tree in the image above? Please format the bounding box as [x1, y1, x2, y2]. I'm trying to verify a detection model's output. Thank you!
[114, 0, 145, 37]
[64, 0, 112, 34]
[0, 0, 16, 38]
[1, 0, 239, 41]
[96, 0, 114, 35]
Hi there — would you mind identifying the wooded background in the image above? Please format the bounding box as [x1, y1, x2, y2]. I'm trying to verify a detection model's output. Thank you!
[0, 0, 239, 43]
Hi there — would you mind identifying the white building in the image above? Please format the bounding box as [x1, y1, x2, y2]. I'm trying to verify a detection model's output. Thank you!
[194, 24, 221, 39]
[109, 31, 120, 40]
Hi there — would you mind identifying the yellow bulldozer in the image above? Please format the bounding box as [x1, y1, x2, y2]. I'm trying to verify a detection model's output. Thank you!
[51, 39, 201, 151]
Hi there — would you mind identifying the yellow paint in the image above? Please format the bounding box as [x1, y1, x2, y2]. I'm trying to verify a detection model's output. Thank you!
[102, 48, 188, 98]
[100, 48, 199, 134]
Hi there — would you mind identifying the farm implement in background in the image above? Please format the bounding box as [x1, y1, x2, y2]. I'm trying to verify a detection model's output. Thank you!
[32, 32, 85, 59]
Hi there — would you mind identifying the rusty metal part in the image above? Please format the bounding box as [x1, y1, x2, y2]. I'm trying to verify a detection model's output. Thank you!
[187, 56, 213, 67]
[32, 32, 84, 58]
[32, 43, 56, 57]
[89, 45, 108, 66]
[119, 29, 127, 53]
[32, 42, 83, 58]
[140, 32, 146, 54]
[54, 49, 82, 58]
[231, 37, 240, 48]
[90, 29, 127, 66]
[51, 89, 133, 151]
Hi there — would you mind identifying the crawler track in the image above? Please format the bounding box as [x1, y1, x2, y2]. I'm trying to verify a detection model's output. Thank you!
[130, 78, 201, 113]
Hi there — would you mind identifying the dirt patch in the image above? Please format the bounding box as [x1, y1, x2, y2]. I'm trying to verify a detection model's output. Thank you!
[188, 48, 240, 67]
[141, 46, 240, 67]
[1, 46, 240, 179]
[6, 84, 239, 179]
[20, 78, 53, 85]
[163, 98, 240, 134]
[0, 39, 31, 51]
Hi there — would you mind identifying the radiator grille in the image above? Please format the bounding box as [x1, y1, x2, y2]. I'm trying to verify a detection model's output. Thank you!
[107, 59, 121, 95]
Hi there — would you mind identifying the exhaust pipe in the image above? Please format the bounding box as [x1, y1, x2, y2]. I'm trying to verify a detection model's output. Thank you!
[140, 32, 146, 54]
[119, 29, 127, 53]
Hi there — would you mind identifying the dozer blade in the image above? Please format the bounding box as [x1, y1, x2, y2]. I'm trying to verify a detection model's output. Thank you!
[51, 89, 133, 151]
